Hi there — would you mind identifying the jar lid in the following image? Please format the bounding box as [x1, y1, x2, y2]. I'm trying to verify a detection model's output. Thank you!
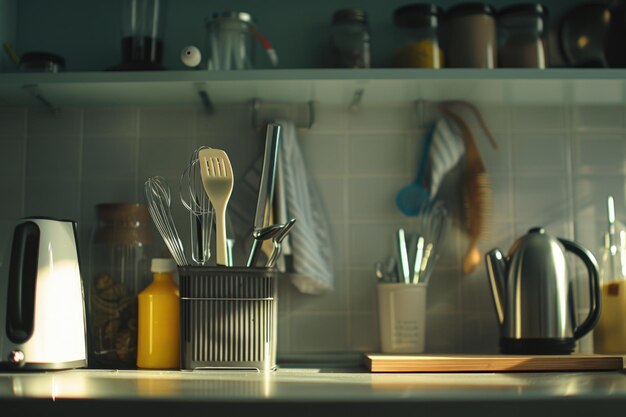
[96, 203, 150, 222]
[209, 11, 254, 24]
[151, 258, 177, 273]
[332, 8, 369, 24]
[394, 4, 443, 27]
[446, 2, 495, 18]
[497, 3, 548, 18]
[94, 203, 153, 245]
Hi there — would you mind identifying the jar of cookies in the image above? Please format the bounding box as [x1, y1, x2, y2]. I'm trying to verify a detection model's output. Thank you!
[87, 203, 153, 369]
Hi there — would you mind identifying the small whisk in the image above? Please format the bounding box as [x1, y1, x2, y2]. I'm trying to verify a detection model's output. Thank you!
[180, 146, 214, 265]
[145, 176, 187, 266]
[416, 200, 449, 284]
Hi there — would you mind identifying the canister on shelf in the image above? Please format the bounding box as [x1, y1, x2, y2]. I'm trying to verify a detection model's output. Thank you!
[88, 203, 153, 369]
[393, 3, 444, 68]
[444, 2, 497, 68]
[497, 4, 549, 68]
[329, 8, 371, 68]
[137, 258, 180, 369]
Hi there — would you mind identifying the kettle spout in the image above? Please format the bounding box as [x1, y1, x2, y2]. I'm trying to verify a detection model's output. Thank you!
[485, 249, 507, 326]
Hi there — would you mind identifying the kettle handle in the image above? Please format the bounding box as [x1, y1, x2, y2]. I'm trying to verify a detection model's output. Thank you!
[559, 238, 601, 341]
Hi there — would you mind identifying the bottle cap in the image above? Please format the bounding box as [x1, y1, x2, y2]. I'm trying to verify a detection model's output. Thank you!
[151, 258, 177, 273]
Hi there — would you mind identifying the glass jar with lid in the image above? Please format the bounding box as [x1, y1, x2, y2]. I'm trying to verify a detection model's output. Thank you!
[206, 11, 256, 70]
[87, 203, 153, 369]
[329, 8, 371, 68]
[393, 3, 444, 68]
[497, 4, 548, 68]
[444, 2, 497, 68]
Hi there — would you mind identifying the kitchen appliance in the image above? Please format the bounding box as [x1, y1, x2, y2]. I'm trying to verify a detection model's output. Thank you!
[485, 227, 601, 354]
[0, 217, 87, 370]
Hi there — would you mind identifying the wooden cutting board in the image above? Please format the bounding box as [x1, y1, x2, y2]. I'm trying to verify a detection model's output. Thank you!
[364, 353, 625, 373]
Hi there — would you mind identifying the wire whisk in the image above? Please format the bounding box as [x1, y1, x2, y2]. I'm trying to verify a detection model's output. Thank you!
[145, 176, 187, 266]
[180, 146, 214, 265]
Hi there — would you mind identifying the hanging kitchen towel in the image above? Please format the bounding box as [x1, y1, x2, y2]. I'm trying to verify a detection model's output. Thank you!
[276, 120, 335, 294]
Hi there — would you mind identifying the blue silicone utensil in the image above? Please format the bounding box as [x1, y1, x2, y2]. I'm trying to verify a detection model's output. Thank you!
[396, 125, 435, 216]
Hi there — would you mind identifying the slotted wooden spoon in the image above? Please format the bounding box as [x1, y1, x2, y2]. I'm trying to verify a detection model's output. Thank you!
[198, 148, 234, 266]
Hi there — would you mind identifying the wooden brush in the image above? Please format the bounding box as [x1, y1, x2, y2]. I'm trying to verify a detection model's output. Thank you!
[438, 103, 494, 274]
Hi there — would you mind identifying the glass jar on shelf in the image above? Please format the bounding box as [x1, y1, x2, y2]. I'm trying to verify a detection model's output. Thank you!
[497, 3, 549, 68]
[393, 3, 444, 68]
[87, 203, 153, 369]
[329, 8, 371, 68]
[444, 2, 497, 68]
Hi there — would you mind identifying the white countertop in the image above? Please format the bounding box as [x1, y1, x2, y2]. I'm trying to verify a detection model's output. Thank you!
[1, 366, 626, 416]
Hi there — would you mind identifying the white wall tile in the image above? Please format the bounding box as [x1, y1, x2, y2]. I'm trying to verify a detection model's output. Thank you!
[309, 105, 348, 132]
[348, 268, 378, 313]
[314, 178, 347, 221]
[349, 313, 378, 351]
[0, 107, 25, 138]
[513, 175, 570, 220]
[0, 180, 23, 220]
[290, 267, 348, 312]
[83, 139, 137, 181]
[426, 313, 463, 353]
[299, 133, 347, 176]
[573, 105, 625, 130]
[289, 312, 348, 352]
[26, 136, 81, 180]
[0, 139, 24, 178]
[138, 136, 194, 179]
[348, 177, 408, 221]
[349, 221, 410, 269]
[573, 175, 626, 221]
[511, 105, 568, 130]
[139, 106, 197, 138]
[512, 132, 568, 174]
[84, 107, 138, 137]
[347, 105, 418, 132]
[572, 133, 626, 175]
[24, 179, 80, 221]
[27, 108, 82, 137]
[349, 133, 408, 175]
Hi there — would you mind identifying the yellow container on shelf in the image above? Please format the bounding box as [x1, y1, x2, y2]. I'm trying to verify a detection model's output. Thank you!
[137, 258, 180, 369]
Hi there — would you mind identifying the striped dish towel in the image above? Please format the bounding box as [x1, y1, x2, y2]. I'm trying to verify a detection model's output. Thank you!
[276, 120, 334, 294]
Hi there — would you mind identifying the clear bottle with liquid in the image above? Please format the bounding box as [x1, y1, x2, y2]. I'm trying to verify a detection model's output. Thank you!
[593, 197, 626, 354]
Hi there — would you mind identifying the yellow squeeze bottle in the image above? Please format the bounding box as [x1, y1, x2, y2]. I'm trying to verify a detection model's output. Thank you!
[137, 258, 180, 369]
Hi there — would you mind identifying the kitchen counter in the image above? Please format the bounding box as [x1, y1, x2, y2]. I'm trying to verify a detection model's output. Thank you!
[2, 365, 626, 416]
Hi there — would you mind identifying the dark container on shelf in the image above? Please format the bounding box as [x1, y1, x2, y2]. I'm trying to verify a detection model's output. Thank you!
[329, 8, 371, 68]
[497, 4, 549, 68]
[444, 2, 497, 68]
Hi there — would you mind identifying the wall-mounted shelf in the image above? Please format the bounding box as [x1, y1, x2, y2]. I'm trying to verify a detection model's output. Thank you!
[1, 69, 626, 108]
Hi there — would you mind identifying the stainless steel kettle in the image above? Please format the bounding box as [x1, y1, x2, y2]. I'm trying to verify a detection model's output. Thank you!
[485, 227, 601, 354]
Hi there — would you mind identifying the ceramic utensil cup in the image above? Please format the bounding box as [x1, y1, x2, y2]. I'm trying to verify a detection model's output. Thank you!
[377, 283, 427, 353]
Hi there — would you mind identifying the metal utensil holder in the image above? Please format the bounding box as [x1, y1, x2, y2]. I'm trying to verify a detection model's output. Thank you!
[179, 266, 278, 371]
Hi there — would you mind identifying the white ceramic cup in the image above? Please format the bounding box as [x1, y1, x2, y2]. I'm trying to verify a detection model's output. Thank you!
[377, 283, 427, 353]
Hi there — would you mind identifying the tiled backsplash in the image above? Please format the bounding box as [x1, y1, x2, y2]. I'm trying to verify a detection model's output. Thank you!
[0, 102, 625, 357]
